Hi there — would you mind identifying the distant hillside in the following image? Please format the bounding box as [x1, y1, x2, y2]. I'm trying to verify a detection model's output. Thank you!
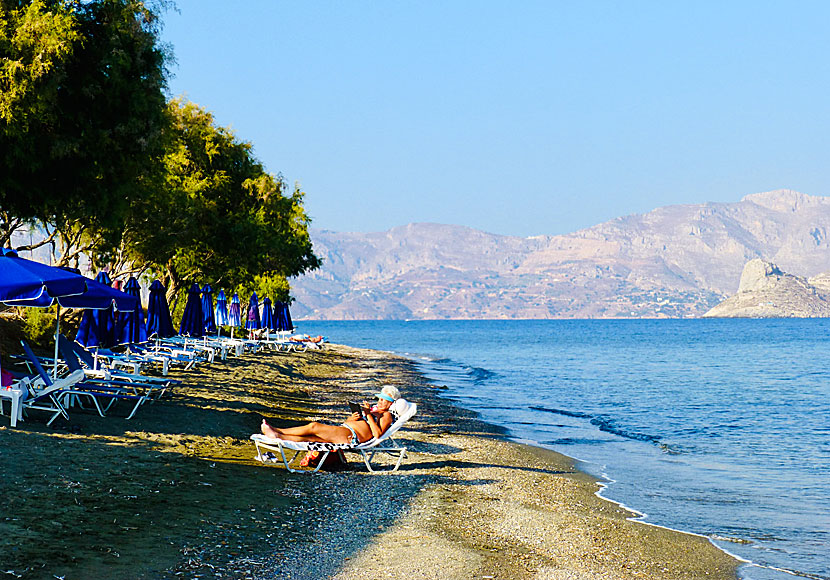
[291, 190, 830, 319]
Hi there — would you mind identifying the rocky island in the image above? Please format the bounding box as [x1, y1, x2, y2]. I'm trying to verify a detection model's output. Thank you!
[703, 258, 830, 318]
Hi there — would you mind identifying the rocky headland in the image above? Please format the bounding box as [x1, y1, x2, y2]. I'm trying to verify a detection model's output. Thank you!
[703, 258, 830, 318]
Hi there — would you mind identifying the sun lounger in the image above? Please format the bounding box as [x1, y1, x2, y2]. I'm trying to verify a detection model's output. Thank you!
[22, 341, 146, 420]
[250, 400, 417, 473]
[19, 369, 86, 425]
[69, 340, 180, 398]
[57, 336, 161, 416]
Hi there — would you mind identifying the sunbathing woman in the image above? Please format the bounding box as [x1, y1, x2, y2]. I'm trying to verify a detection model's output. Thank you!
[260, 385, 402, 445]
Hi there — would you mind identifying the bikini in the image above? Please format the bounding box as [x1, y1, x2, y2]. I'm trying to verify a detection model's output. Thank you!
[343, 401, 391, 445]
[341, 422, 360, 445]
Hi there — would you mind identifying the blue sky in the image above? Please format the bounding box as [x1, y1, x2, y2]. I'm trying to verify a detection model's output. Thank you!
[161, 1, 830, 237]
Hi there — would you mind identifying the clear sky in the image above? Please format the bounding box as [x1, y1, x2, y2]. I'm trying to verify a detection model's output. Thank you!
[160, 1, 830, 237]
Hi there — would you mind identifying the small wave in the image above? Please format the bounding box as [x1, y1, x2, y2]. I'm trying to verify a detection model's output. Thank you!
[465, 365, 496, 383]
[530, 405, 592, 419]
[531, 407, 670, 449]
[544, 437, 614, 446]
[741, 562, 830, 580]
[590, 416, 662, 444]
[416, 356, 496, 383]
[711, 534, 754, 545]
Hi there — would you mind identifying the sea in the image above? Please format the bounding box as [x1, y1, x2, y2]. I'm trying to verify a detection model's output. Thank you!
[302, 319, 829, 580]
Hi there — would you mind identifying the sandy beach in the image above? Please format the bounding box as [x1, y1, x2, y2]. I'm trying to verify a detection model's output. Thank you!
[0, 343, 739, 580]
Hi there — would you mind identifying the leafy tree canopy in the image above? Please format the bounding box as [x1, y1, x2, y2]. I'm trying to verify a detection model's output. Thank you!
[0, 0, 169, 234]
[124, 99, 321, 303]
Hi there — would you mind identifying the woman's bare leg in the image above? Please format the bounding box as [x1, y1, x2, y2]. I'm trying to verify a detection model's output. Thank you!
[261, 420, 350, 443]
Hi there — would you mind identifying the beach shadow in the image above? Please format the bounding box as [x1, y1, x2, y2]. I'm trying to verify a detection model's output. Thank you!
[393, 438, 462, 454]
[401, 458, 571, 476]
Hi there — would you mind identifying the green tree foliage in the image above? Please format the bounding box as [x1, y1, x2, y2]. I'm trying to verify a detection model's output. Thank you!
[124, 99, 320, 303]
[0, 0, 168, 236]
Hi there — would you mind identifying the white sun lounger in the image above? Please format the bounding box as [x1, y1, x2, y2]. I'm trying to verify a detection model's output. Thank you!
[251, 401, 417, 473]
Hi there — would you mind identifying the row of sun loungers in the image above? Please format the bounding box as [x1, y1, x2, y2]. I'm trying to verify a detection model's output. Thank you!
[1, 330, 326, 428]
[1, 332, 419, 474]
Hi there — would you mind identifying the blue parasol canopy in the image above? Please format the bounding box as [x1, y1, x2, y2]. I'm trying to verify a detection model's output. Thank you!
[275, 300, 294, 332]
[261, 297, 276, 331]
[115, 277, 147, 345]
[201, 284, 217, 334]
[75, 271, 119, 347]
[245, 292, 261, 330]
[7, 270, 138, 312]
[0, 248, 90, 382]
[179, 283, 204, 337]
[228, 293, 242, 327]
[0, 248, 88, 302]
[146, 280, 176, 338]
[214, 289, 229, 327]
[283, 301, 293, 331]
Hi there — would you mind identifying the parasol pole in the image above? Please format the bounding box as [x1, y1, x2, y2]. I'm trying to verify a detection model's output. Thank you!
[52, 304, 60, 380]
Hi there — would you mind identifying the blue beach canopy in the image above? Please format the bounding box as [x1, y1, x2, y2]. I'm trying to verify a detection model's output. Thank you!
[261, 297, 276, 332]
[201, 284, 217, 334]
[146, 280, 176, 338]
[115, 277, 147, 345]
[274, 300, 287, 331]
[245, 292, 261, 330]
[179, 283, 204, 337]
[283, 302, 293, 331]
[275, 300, 293, 332]
[75, 271, 120, 347]
[0, 248, 88, 303]
[214, 289, 229, 327]
[6, 269, 138, 312]
[0, 248, 90, 382]
[228, 293, 242, 327]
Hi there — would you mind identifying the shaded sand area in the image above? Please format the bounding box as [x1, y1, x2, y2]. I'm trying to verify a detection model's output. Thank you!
[0, 344, 739, 579]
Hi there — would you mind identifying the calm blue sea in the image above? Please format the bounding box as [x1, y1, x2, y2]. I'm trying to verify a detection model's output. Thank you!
[302, 319, 830, 580]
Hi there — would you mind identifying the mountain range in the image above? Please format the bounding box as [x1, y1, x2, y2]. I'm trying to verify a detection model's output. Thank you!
[290, 189, 830, 319]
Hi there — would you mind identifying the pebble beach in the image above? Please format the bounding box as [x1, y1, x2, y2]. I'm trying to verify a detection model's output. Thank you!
[0, 343, 739, 579]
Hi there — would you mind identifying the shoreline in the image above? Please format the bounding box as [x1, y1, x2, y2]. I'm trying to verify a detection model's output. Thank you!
[0, 343, 740, 579]
[331, 344, 741, 580]
[513, 438, 751, 567]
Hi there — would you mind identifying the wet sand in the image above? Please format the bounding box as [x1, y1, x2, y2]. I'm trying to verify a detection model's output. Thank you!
[0, 343, 739, 579]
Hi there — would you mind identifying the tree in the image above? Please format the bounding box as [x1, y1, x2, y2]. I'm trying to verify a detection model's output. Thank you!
[122, 99, 320, 304]
[0, 0, 169, 243]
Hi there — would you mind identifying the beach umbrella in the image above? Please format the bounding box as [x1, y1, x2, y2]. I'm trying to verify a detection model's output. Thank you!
[2, 260, 139, 375]
[261, 297, 276, 332]
[0, 248, 89, 382]
[201, 284, 217, 335]
[75, 272, 116, 348]
[273, 300, 286, 331]
[245, 292, 261, 330]
[214, 290, 229, 338]
[227, 293, 242, 339]
[283, 301, 293, 332]
[275, 300, 294, 332]
[228, 293, 242, 327]
[178, 283, 204, 337]
[7, 268, 137, 312]
[0, 248, 88, 303]
[115, 277, 147, 345]
[146, 280, 176, 338]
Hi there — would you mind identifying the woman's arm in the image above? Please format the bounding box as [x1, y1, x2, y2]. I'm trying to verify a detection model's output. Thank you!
[366, 411, 394, 438]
